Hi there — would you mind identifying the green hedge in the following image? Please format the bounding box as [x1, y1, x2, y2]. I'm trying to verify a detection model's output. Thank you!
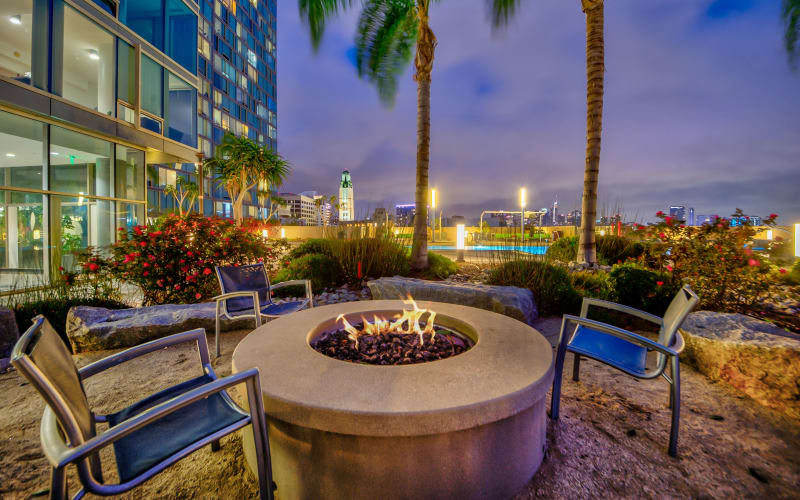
[546, 235, 647, 265]
[274, 253, 343, 293]
[424, 251, 458, 279]
[608, 263, 679, 316]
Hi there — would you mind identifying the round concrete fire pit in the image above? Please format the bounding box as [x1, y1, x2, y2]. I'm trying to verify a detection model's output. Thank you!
[232, 300, 554, 500]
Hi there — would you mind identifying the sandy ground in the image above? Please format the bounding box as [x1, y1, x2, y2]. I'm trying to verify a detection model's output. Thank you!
[1, 320, 799, 499]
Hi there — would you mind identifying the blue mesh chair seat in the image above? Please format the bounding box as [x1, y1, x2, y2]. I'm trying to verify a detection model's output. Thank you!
[550, 286, 699, 457]
[214, 263, 313, 357]
[11, 318, 276, 499]
[107, 374, 247, 482]
[568, 326, 648, 376]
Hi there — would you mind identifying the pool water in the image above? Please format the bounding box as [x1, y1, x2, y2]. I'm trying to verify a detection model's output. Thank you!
[427, 245, 548, 255]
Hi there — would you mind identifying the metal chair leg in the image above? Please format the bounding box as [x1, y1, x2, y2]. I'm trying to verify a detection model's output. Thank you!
[247, 378, 274, 500]
[572, 354, 581, 382]
[550, 344, 568, 421]
[211, 439, 221, 452]
[215, 302, 222, 358]
[668, 355, 681, 457]
[49, 466, 67, 500]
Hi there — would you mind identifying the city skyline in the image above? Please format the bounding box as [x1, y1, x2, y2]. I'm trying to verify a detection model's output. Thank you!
[277, 0, 800, 223]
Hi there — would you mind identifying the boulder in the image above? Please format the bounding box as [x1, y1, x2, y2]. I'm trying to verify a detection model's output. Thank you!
[681, 311, 800, 419]
[0, 306, 19, 358]
[67, 303, 256, 353]
[368, 277, 537, 325]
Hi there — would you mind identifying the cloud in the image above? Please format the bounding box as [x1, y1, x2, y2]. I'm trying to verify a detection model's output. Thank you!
[277, 0, 800, 224]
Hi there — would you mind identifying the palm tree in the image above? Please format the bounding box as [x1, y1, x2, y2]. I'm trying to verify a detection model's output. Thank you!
[205, 132, 290, 224]
[490, 0, 604, 266]
[784, 0, 800, 68]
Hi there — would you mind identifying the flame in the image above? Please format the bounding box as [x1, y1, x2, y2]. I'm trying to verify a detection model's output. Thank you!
[337, 295, 437, 348]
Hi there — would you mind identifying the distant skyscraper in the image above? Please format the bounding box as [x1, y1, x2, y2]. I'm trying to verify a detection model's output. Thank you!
[339, 170, 354, 221]
[669, 206, 686, 222]
[395, 204, 416, 227]
[552, 196, 559, 226]
[688, 207, 695, 226]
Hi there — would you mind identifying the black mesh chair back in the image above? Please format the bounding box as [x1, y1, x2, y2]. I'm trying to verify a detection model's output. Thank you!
[216, 264, 271, 313]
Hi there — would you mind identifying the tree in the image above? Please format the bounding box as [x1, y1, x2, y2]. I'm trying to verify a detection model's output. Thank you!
[490, 0, 604, 266]
[164, 176, 199, 216]
[204, 132, 290, 224]
[784, 0, 800, 68]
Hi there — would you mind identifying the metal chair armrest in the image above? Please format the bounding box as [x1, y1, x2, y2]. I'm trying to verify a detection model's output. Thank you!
[562, 315, 678, 357]
[212, 290, 260, 302]
[79, 329, 211, 380]
[271, 279, 314, 307]
[580, 298, 663, 326]
[49, 368, 263, 469]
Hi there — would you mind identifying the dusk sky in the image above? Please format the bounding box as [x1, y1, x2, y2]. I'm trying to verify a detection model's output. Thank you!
[276, 0, 799, 224]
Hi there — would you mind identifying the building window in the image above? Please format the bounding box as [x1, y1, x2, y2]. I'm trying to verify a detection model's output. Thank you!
[119, 0, 164, 51]
[0, 189, 44, 288]
[0, 0, 35, 86]
[115, 145, 145, 201]
[49, 126, 113, 197]
[51, 195, 115, 271]
[117, 39, 136, 105]
[61, 5, 115, 116]
[0, 110, 44, 191]
[166, 0, 197, 74]
[141, 55, 164, 117]
[166, 71, 197, 147]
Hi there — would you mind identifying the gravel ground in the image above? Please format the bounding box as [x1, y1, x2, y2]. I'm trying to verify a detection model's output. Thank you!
[1, 320, 798, 499]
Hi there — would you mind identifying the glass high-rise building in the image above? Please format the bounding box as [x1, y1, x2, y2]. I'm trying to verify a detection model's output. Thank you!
[0, 0, 206, 289]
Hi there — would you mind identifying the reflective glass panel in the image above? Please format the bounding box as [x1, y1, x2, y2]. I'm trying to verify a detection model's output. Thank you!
[166, 0, 197, 74]
[49, 126, 113, 197]
[0, 0, 33, 85]
[166, 72, 197, 147]
[0, 110, 44, 191]
[0, 189, 44, 290]
[115, 145, 145, 201]
[51, 195, 114, 271]
[62, 5, 115, 116]
[119, 0, 164, 50]
[117, 39, 136, 104]
[141, 55, 164, 117]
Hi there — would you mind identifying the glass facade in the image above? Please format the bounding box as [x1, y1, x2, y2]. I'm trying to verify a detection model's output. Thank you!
[119, 0, 198, 74]
[0, 109, 145, 290]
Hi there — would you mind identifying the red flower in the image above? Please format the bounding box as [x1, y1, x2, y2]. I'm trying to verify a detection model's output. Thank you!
[187, 251, 193, 257]
[664, 216, 672, 224]
[58, 266, 64, 272]
[203, 268, 212, 275]
[656, 211, 664, 217]
[139, 241, 147, 247]
[143, 262, 150, 268]
[744, 248, 753, 256]
[770, 214, 778, 219]
[666, 265, 673, 271]
[748, 259, 760, 267]
[143, 271, 149, 276]
[88, 263, 99, 272]
[659, 233, 666, 240]
[195, 293, 202, 299]
[656, 281, 664, 286]
[175, 284, 181, 290]
[779, 268, 787, 274]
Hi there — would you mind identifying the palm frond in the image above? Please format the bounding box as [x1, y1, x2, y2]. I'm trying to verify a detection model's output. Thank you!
[355, 0, 418, 106]
[486, 0, 523, 30]
[299, 0, 356, 51]
[784, 0, 800, 68]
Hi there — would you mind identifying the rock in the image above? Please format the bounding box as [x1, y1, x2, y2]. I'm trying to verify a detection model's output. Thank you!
[0, 306, 19, 358]
[367, 277, 537, 325]
[67, 303, 257, 353]
[681, 311, 800, 419]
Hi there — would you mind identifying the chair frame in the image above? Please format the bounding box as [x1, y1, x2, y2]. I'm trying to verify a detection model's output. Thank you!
[550, 286, 698, 457]
[12, 318, 274, 500]
[213, 263, 313, 357]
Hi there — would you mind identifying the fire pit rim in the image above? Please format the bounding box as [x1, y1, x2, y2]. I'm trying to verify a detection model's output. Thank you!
[232, 300, 554, 437]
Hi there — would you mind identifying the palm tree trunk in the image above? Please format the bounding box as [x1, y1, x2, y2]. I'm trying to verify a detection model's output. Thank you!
[410, 1, 437, 271]
[577, 0, 604, 266]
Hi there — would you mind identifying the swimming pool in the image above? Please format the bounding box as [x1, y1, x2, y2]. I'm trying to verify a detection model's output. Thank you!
[427, 245, 548, 255]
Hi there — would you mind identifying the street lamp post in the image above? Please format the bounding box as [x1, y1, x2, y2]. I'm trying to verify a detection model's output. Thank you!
[431, 188, 437, 243]
[519, 188, 527, 245]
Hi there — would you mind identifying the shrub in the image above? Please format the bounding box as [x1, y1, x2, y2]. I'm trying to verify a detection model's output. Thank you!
[84, 214, 287, 306]
[547, 236, 578, 262]
[273, 253, 343, 292]
[328, 238, 410, 284]
[546, 235, 646, 265]
[571, 271, 614, 301]
[424, 251, 458, 279]
[287, 239, 335, 261]
[609, 263, 680, 316]
[641, 209, 779, 312]
[487, 260, 581, 316]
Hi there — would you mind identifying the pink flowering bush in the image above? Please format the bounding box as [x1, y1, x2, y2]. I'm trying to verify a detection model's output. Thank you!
[643, 209, 780, 312]
[82, 214, 288, 305]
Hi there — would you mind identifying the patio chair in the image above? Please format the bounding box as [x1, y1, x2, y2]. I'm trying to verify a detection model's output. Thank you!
[550, 285, 699, 456]
[11, 316, 275, 500]
[214, 263, 313, 357]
